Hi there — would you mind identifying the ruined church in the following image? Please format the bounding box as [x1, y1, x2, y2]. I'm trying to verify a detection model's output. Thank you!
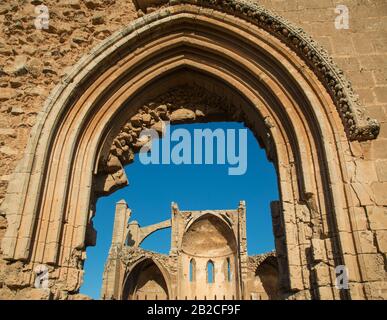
[0, 0, 386, 300]
[102, 200, 279, 300]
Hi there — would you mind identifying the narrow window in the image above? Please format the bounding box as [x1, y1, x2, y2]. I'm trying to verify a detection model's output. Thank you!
[207, 260, 214, 283]
[189, 258, 196, 282]
[227, 258, 231, 281]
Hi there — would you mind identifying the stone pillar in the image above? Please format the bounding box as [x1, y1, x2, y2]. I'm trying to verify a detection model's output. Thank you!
[238, 200, 248, 299]
[112, 199, 131, 245]
[101, 246, 121, 299]
[101, 200, 131, 299]
[170, 202, 179, 256]
[271, 200, 290, 297]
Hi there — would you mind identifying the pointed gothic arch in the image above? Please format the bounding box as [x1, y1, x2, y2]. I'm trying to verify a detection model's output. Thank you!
[0, 0, 379, 299]
[121, 257, 171, 300]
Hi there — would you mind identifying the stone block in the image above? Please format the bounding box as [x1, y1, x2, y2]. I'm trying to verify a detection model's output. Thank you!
[375, 160, 387, 181]
[374, 87, 387, 103]
[371, 182, 387, 205]
[367, 206, 387, 230]
[354, 230, 377, 254]
[360, 253, 385, 281]
[353, 160, 378, 183]
[0, 88, 18, 102]
[15, 288, 50, 300]
[375, 230, 387, 252]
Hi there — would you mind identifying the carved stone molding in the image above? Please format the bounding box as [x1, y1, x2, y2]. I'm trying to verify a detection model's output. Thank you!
[120, 247, 177, 275]
[247, 251, 277, 273]
[100, 85, 239, 176]
[135, 0, 379, 141]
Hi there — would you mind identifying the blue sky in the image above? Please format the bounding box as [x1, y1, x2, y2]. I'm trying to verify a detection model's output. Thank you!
[80, 122, 278, 299]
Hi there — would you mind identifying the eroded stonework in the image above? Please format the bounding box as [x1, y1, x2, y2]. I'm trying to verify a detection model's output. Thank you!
[136, 0, 380, 141]
[0, 0, 386, 300]
[96, 85, 243, 196]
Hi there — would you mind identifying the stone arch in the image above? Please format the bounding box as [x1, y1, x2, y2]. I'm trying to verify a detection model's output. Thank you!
[255, 255, 280, 300]
[180, 212, 239, 298]
[121, 257, 170, 300]
[183, 212, 234, 235]
[181, 213, 238, 257]
[0, 0, 379, 299]
[206, 260, 215, 283]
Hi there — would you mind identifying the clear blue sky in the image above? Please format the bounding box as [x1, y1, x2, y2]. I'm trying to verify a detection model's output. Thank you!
[80, 122, 278, 299]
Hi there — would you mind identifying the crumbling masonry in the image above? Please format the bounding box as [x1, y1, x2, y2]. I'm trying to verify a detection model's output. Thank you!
[0, 0, 386, 299]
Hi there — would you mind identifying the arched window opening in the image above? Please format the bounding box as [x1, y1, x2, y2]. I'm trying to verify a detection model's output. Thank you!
[207, 260, 215, 284]
[122, 259, 169, 300]
[82, 122, 278, 299]
[226, 258, 231, 282]
[189, 259, 196, 282]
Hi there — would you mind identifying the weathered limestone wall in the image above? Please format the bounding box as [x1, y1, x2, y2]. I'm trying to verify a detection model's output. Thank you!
[260, 0, 387, 299]
[246, 253, 280, 300]
[179, 214, 240, 300]
[127, 262, 169, 300]
[0, 0, 386, 299]
[180, 254, 238, 300]
[0, 0, 138, 300]
[173, 205, 246, 300]
[0, 0, 137, 197]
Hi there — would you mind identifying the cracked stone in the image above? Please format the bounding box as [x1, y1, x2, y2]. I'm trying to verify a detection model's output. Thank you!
[10, 106, 24, 115]
[4, 55, 28, 76]
[170, 108, 196, 122]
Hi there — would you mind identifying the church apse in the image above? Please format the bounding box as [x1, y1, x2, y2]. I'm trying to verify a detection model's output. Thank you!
[101, 200, 279, 300]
